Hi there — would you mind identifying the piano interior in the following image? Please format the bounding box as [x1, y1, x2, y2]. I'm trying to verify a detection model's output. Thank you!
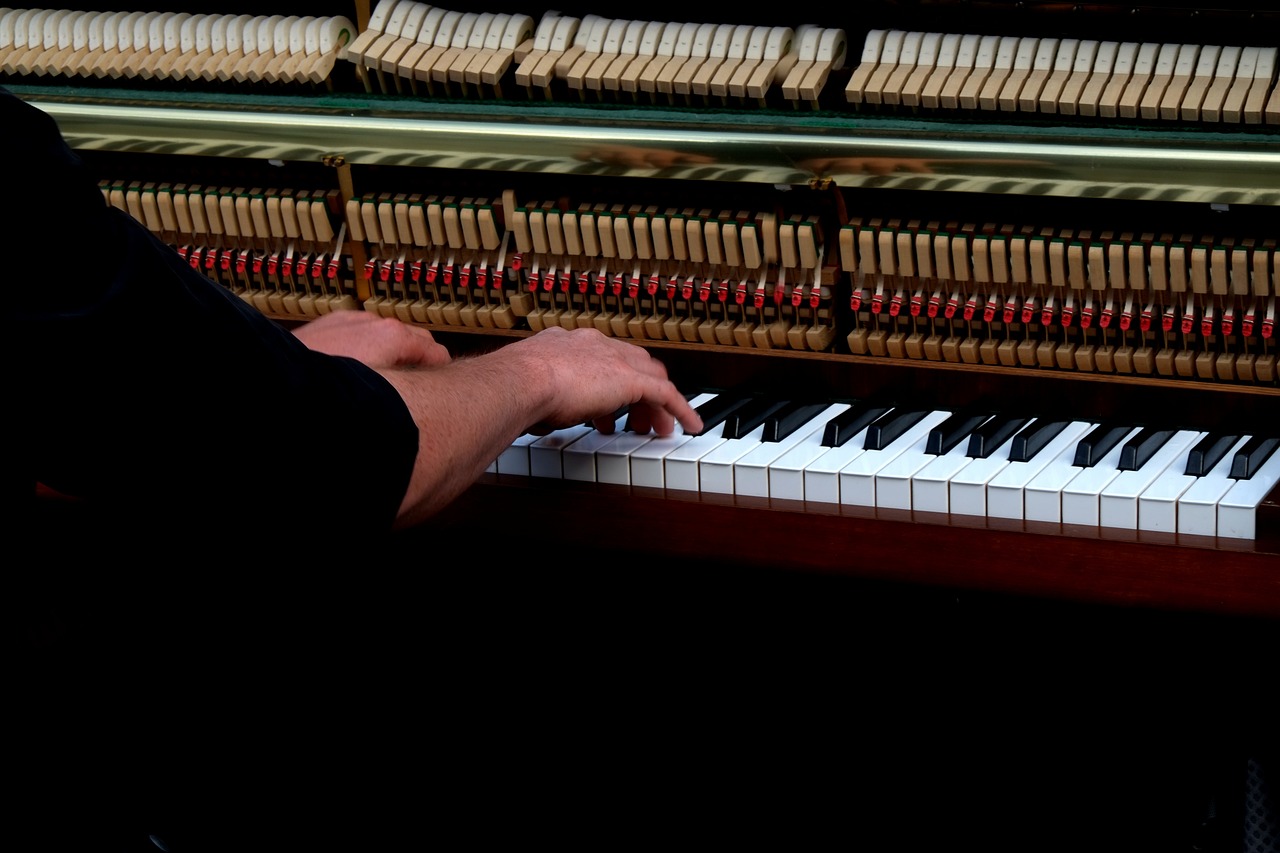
[11, 2, 1280, 846]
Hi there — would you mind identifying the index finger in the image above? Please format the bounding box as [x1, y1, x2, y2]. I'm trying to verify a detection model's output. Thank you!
[628, 388, 702, 437]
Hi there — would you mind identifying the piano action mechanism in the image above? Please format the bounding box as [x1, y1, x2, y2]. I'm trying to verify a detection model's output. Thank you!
[8, 0, 1280, 616]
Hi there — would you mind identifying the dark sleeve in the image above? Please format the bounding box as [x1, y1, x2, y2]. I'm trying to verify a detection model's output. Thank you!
[4, 87, 419, 537]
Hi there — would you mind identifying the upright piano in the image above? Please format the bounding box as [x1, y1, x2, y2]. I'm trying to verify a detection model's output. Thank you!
[8, 0, 1280, 620]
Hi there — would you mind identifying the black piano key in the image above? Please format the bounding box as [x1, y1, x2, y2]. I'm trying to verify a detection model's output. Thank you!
[691, 392, 757, 437]
[1073, 422, 1133, 468]
[1184, 432, 1242, 477]
[762, 400, 835, 443]
[966, 414, 1033, 459]
[1228, 435, 1280, 480]
[721, 396, 793, 440]
[821, 401, 894, 448]
[1007, 418, 1073, 463]
[1117, 427, 1178, 472]
[925, 409, 994, 456]
[864, 407, 932, 452]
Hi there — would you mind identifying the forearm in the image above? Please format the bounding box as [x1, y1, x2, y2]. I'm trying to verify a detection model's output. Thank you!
[379, 346, 551, 529]
[376, 327, 702, 529]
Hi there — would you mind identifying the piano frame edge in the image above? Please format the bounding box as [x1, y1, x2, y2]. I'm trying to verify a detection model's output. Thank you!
[403, 473, 1280, 620]
[24, 92, 1280, 207]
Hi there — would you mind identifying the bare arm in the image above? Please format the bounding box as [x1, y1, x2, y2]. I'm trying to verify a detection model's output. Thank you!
[378, 326, 702, 529]
[293, 313, 702, 530]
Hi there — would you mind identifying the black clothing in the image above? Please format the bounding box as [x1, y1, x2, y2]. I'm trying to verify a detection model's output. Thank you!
[4, 86, 422, 851]
[3, 87, 418, 539]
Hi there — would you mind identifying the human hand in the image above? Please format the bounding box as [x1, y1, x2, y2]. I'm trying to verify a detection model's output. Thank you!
[509, 327, 703, 438]
[292, 310, 452, 369]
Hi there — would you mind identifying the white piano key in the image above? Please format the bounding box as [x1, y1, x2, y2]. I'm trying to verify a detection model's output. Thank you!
[628, 432, 701, 488]
[839, 410, 952, 506]
[664, 428, 731, 492]
[903, 410, 1012, 514]
[734, 402, 850, 498]
[987, 420, 1094, 520]
[698, 422, 768, 494]
[1025, 439, 1094, 524]
[768, 409, 849, 502]
[1217, 446, 1280, 539]
[874, 412, 981, 511]
[1136, 480, 1191, 532]
[1137, 437, 1217, 533]
[493, 432, 541, 476]
[1098, 429, 1202, 529]
[771, 402, 894, 502]
[561, 413, 629, 482]
[802, 426, 879, 505]
[948, 423, 1038, 518]
[596, 391, 719, 485]
[908, 442, 974, 514]
[1061, 426, 1145, 526]
[595, 431, 654, 484]
[765, 403, 855, 501]
[1177, 435, 1253, 537]
[661, 392, 782, 491]
[528, 423, 594, 479]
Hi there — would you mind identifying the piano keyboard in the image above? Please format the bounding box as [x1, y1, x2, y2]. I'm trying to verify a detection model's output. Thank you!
[488, 391, 1280, 539]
